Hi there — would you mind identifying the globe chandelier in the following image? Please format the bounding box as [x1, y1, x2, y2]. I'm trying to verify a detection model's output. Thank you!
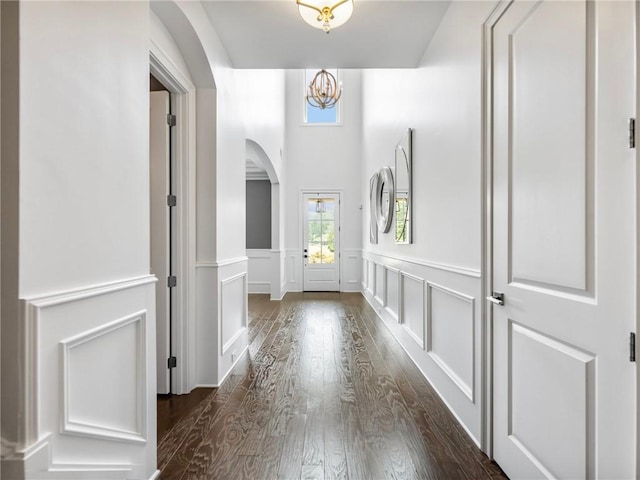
[306, 69, 342, 110]
[296, 0, 354, 34]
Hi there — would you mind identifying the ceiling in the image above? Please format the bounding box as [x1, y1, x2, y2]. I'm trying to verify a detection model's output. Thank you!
[201, 0, 451, 69]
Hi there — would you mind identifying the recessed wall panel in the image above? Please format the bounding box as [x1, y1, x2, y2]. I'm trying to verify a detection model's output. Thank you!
[368, 261, 376, 295]
[375, 263, 385, 305]
[401, 273, 424, 348]
[510, 0, 590, 292]
[509, 322, 595, 478]
[385, 267, 399, 320]
[221, 273, 247, 353]
[61, 312, 147, 443]
[427, 285, 474, 400]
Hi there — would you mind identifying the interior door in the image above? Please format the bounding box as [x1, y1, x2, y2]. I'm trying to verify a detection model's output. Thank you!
[303, 193, 340, 291]
[150, 91, 171, 394]
[490, 1, 636, 478]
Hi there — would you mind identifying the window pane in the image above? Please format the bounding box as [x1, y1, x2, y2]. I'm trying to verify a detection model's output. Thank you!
[321, 221, 335, 264]
[308, 241, 322, 264]
[306, 104, 337, 124]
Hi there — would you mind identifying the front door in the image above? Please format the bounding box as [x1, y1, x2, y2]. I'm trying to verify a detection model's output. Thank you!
[491, 1, 635, 478]
[303, 193, 340, 291]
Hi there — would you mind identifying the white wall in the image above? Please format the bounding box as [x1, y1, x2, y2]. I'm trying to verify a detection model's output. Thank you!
[3, 2, 157, 478]
[20, 1, 150, 296]
[237, 70, 286, 183]
[361, 1, 497, 446]
[284, 69, 363, 292]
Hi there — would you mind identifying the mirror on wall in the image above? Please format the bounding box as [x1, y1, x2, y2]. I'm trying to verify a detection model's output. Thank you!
[369, 173, 379, 244]
[376, 166, 394, 233]
[395, 128, 412, 244]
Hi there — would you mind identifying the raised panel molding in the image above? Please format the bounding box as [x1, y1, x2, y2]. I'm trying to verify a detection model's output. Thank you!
[426, 283, 475, 401]
[362, 258, 369, 291]
[508, 0, 592, 294]
[247, 249, 272, 294]
[508, 321, 596, 478]
[342, 249, 362, 292]
[385, 266, 400, 322]
[220, 272, 248, 354]
[60, 312, 147, 444]
[400, 272, 425, 349]
[374, 262, 386, 306]
[16, 275, 157, 478]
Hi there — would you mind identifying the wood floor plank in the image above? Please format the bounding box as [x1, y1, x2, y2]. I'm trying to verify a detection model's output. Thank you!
[158, 292, 507, 480]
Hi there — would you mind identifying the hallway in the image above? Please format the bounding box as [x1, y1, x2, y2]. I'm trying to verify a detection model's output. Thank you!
[157, 293, 506, 479]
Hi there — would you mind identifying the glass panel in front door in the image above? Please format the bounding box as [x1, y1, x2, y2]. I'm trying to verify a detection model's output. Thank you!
[307, 198, 335, 264]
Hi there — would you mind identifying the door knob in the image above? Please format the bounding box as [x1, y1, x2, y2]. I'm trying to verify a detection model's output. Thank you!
[487, 292, 504, 306]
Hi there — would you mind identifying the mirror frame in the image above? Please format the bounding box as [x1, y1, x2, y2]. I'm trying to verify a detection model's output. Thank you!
[395, 128, 413, 244]
[375, 166, 394, 233]
[369, 172, 379, 243]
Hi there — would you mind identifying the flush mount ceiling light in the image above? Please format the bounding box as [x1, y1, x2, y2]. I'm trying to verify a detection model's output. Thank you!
[306, 69, 342, 110]
[296, 0, 354, 34]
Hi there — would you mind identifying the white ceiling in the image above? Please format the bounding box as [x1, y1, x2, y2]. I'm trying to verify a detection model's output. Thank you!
[201, 0, 451, 69]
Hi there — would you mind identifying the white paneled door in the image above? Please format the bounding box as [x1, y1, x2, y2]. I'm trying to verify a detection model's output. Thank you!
[150, 91, 171, 394]
[303, 193, 340, 291]
[490, 1, 636, 478]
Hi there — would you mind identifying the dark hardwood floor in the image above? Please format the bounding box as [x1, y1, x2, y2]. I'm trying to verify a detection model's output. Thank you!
[157, 292, 507, 480]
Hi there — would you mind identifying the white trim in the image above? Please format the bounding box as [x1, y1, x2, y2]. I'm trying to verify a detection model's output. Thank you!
[363, 251, 481, 278]
[220, 272, 248, 355]
[149, 470, 162, 480]
[248, 281, 271, 294]
[19, 275, 156, 450]
[150, 38, 198, 396]
[196, 256, 249, 269]
[426, 282, 476, 402]
[60, 312, 148, 445]
[481, 0, 512, 456]
[23, 275, 156, 308]
[399, 271, 425, 350]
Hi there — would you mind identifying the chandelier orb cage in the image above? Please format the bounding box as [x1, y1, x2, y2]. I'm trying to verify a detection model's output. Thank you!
[296, 0, 354, 34]
[306, 69, 342, 110]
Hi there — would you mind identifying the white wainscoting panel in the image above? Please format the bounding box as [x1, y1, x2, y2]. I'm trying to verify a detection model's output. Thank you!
[247, 249, 271, 294]
[362, 258, 369, 291]
[400, 272, 425, 349]
[385, 266, 400, 322]
[342, 249, 362, 292]
[367, 259, 376, 295]
[220, 272, 247, 354]
[61, 312, 147, 443]
[509, 322, 595, 478]
[427, 283, 475, 401]
[285, 249, 302, 292]
[16, 275, 157, 479]
[196, 259, 249, 388]
[374, 262, 386, 306]
[362, 250, 483, 446]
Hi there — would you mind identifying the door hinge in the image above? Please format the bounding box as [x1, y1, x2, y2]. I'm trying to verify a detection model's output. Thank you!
[168, 356, 177, 369]
[167, 195, 177, 207]
[167, 276, 177, 288]
[630, 332, 636, 362]
[167, 114, 177, 127]
[629, 118, 635, 148]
